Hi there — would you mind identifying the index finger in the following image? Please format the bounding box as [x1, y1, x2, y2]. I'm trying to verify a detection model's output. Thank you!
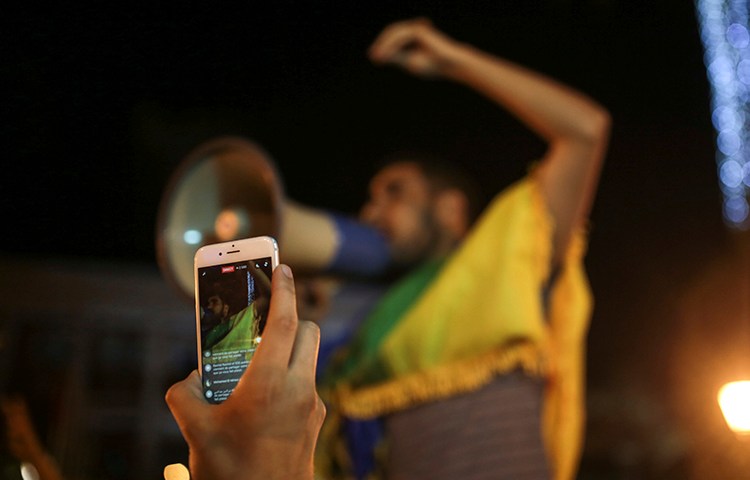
[369, 22, 415, 63]
[249, 264, 298, 372]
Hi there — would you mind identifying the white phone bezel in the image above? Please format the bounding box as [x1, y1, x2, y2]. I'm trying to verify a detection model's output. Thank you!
[193, 235, 279, 389]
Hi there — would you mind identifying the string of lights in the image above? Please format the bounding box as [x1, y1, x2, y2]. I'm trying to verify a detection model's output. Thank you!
[696, 0, 750, 229]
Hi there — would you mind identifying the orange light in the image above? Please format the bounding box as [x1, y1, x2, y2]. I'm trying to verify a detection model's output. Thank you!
[718, 380, 750, 435]
[164, 463, 190, 480]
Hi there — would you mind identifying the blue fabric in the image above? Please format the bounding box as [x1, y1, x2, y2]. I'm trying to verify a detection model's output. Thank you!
[320, 215, 390, 477]
[316, 283, 386, 383]
[345, 418, 383, 480]
[328, 214, 391, 277]
[316, 281, 388, 478]
[317, 326, 355, 384]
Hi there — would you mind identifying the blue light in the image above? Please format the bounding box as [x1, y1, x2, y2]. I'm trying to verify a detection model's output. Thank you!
[738, 59, 750, 85]
[709, 57, 735, 85]
[718, 129, 742, 155]
[724, 196, 749, 223]
[727, 23, 750, 48]
[696, 0, 750, 229]
[712, 105, 742, 130]
[720, 159, 744, 187]
[705, 21, 726, 40]
[184, 229, 203, 245]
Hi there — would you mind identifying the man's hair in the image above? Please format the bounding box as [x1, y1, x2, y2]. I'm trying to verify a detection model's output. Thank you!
[205, 283, 227, 302]
[204, 283, 233, 316]
[376, 151, 485, 224]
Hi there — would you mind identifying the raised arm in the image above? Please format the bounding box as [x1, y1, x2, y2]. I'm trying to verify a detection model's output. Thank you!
[369, 18, 610, 264]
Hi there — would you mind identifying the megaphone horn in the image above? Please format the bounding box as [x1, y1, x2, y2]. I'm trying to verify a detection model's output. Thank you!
[156, 136, 391, 302]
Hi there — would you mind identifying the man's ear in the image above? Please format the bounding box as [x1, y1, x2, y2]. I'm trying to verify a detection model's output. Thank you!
[433, 189, 469, 239]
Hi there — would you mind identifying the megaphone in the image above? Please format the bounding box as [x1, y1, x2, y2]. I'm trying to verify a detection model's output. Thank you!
[156, 136, 391, 302]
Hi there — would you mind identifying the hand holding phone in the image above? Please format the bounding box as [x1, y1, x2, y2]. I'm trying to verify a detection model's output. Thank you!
[166, 263, 325, 480]
[194, 236, 279, 403]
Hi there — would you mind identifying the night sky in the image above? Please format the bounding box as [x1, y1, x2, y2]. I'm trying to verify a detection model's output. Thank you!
[4, 1, 746, 476]
[3, 0, 717, 261]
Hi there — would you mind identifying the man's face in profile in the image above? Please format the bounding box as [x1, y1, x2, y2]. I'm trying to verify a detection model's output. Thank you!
[360, 161, 442, 266]
[207, 295, 229, 320]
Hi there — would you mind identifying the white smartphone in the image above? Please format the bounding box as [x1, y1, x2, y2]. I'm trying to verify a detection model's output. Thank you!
[193, 235, 279, 404]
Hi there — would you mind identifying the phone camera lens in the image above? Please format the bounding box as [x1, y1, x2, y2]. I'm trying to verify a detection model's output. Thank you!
[219, 252, 223, 256]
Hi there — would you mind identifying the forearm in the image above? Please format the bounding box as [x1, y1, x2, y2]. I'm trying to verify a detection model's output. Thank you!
[440, 42, 609, 145]
[438, 39, 610, 259]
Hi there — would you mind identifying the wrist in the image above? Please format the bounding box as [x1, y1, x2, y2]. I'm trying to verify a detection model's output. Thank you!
[435, 40, 476, 80]
[189, 447, 315, 480]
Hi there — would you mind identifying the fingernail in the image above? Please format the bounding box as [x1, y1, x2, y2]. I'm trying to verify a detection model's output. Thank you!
[279, 264, 293, 279]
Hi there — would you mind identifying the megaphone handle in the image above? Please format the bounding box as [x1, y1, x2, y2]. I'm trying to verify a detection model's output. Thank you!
[328, 213, 390, 276]
[280, 202, 391, 276]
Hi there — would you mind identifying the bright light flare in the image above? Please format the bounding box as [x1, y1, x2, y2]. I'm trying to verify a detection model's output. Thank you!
[718, 380, 750, 434]
[20, 463, 40, 480]
[164, 463, 190, 480]
[183, 229, 203, 245]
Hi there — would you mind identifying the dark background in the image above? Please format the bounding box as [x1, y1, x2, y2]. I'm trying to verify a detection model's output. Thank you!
[2, 0, 718, 262]
[3, 0, 750, 478]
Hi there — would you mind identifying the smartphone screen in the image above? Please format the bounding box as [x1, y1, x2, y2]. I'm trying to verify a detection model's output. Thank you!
[197, 256, 273, 403]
